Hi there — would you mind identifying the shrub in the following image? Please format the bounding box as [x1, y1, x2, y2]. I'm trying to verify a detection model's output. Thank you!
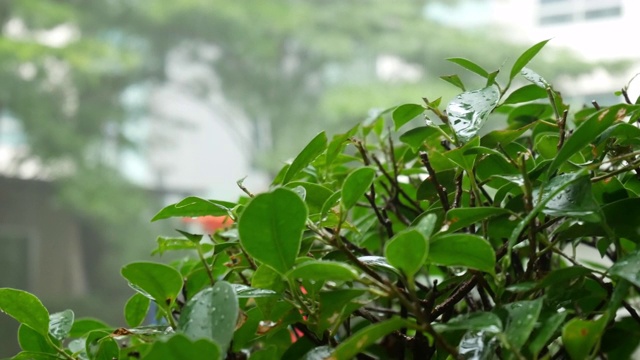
[3, 40, 640, 360]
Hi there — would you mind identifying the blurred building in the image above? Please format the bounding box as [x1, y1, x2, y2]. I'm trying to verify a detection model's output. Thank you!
[427, 0, 640, 102]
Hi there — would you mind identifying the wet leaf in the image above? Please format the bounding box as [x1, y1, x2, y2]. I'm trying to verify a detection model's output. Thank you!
[447, 86, 500, 143]
[502, 299, 543, 352]
[69, 318, 109, 338]
[283, 131, 327, 184]
[458, 330, 498, 360]
[11, 352, 60, 360]
[357, 256, 401, 278]
[433, 312, 502, 333]
[341, 167, 376, 210]
[230, 284, 279, 298]
[609, 251, 640, 288]
[528, 311, 567, 358]
[178, 281, 239, 354]
[48, 309, 74, 341]
[301, 345, 333, 360]
[238, 187, 307, 274]
[384, 230, 428, 278]
[548, 104, 631, 176]
[121, 262, 183, 309]
[0, 288, 50, 336]
[521, 67, 550, 88]
[287, 260, 359, 282]
[151, 197, 234, 221]
[429, 234, 496, 274]
[533, 174, 601, 222]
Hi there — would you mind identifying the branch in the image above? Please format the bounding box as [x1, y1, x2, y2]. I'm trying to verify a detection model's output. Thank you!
[419, 151, 450, 211]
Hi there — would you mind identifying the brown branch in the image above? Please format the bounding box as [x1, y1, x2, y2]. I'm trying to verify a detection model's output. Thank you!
[557, 109, 568, 151]
[419, 151, 450, 211]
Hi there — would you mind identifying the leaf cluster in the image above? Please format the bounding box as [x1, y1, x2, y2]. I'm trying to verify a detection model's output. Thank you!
[4, 41, 640, 360]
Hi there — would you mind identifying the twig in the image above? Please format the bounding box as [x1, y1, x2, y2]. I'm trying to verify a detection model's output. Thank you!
[419, 151, 450, 211]
[557, 109, 568, 150]
[236, 177, 255, 198]
[622, 88, 633, 104]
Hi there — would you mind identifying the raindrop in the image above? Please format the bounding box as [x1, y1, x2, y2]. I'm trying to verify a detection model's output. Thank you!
[452, 267, 468, 276]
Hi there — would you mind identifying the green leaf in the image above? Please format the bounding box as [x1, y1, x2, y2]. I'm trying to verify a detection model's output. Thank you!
[252, 265, 285, 318]
[178, 281, 238, 354]
[447, 86, 500, 143]
[529, 311, 567, 358]
[121, 262, 183, 308]
[384, 230, 428, 278]
[48, 309, 73, 341]
[286, 182, 333, 215]
[444, 207, 511, 233]
[562, 316, 607, 360]
[302, 346, 333, 360]
[399, 126, 441, 152]
[510, 39, 550, 80]
[151, 197, 234, 222]
[287, 260, 359, 282]
[283, 131, 328, 184]
[440, 74, 466, 91]
[357, 256, 402, 278]
[447, 57, 489, 77]
[238, 187, 307, 274]
[326, 125, 359, 167]
[124, 293, 150, 328]
[18, 325, 56, 353]
[11, 352, 61, 360]
[144, 334, 221, 360]
[429, 234, 496, 274]
[317, 289, 366, 334]
[69, 318, 109, 338]
[0, 288, 50, 336]
[503, 84, 548, 104]
[327, 318, 407, 360]
[393, 104, 424, 131]
[521, 67, 550, 88]
[230, 284, 279, 298]
[548, 105, 630, 176]
[609, 251, 640, 288]
[533, 174, 601, 222]
[433, 312, 502, 333]
[414, 213, 438, 239]
[341, 167, 376, 210]
[85, 330, 119, 360]
[502, 298, 543, 352]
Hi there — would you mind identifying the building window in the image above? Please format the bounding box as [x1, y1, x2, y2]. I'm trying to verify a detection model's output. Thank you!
[585, 6, 622, 20]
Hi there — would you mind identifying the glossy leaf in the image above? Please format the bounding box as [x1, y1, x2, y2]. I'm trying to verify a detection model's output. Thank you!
[444, 207, 511, 233]
[0, 288, 50, 336]
[529, 311, 567, 357]
[521, 67, 550, 88]
[392, 103, 424, 131]
[503, 84, 548, 104]
[239, 188, 307, 274]
[283, 131, 327, 184]
[18, 325, 56, 353]
[144, 334, 221, 360]
[562, 316, 607, 360]
[609, 251, 640, 288]
[85, 330, 119, 360]
[548, 105, 630, 176]
[11, 352, 60, 360]
[502, 299, 543, 352]
[441, 74, 466, 91]
[458, 330, 498, 359]
[230, 284, 279, 298]
[251, 265, 285, 318]
[447, 57, 489, 77]
[384, 230, 428, 277]
[533, 174, 601, 222]
[429, 234, 495, 274]
[414, 213, 438, 239]
[447, 85, 500, 143]
[509, 39, 550, 80]
[151, 197, 234, 221]
[433, 312, 502, 333]
[341, 167, 375, 210]
[121, 262, 183, 308]
[287, 260, 359, 282]
[302, 346, 333, 360]
[124, 293, 150, 328]
[357, 256, 402, 278]
[178, 281, 239, 353]
[48, 309, 74, 341]
[286, 182, 333, 215]
[327, 318, 407, 360]
[399, 126, 441, 152]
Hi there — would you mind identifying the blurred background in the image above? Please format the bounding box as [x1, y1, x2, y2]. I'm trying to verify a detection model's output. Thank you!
[0, 0, 638, 354]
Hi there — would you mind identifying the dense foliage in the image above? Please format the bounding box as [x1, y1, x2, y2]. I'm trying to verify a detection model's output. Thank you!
[3, 42, 640, 359]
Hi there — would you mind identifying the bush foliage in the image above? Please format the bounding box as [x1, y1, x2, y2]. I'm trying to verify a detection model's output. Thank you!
[3, 41, 640, 359]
